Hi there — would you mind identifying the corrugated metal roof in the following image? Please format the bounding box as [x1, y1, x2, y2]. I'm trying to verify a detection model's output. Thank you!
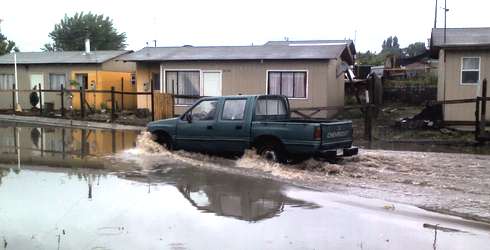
[431, 28, 490, 47]
[0, 50, 131, 65]
[120, 43, 352, 63]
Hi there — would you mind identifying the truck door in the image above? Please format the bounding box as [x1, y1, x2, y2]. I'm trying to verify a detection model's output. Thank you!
[176, 99, 219, 152]
[214, 98, 251, 153]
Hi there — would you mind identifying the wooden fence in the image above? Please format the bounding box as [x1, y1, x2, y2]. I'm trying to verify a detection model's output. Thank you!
[291, 77, 490, 143]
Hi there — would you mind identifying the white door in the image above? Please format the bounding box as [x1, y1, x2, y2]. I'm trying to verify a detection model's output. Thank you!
[202, 72, 222, 96]
[30, 74, 44, 108]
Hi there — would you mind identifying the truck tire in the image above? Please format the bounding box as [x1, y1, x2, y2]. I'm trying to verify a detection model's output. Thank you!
[152, 131, 173, 150]
[256, 142, 287, 164]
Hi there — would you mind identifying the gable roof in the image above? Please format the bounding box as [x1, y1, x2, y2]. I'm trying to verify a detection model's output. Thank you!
[120, 41, 355, 65]
[430, 28, 490, 58]
[0, 50, 131, 65]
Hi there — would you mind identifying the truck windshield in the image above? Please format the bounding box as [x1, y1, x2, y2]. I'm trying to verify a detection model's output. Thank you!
[254, 98, 288, 121]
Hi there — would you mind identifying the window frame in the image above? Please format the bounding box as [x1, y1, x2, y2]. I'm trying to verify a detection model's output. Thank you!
[162, 68, 223, 106]
[221, 98, 248, 121]
[48, 73, 67, 90]
[265, 70, 308, 99]
[182, 99, 219, 122]
[0, 74, 15, 90]
[460, 57, 481, 85]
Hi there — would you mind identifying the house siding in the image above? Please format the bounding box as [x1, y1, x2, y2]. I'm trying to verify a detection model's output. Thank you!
[437, 49, 490, 123]
[136, 59, 344, 118]
[0, 61, 136, 111]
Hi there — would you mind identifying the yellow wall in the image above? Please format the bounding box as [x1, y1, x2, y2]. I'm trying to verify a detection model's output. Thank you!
[71, 70, 136, 110]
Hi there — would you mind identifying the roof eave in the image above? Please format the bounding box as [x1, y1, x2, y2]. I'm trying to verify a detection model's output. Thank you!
[122, 58, 334, 63]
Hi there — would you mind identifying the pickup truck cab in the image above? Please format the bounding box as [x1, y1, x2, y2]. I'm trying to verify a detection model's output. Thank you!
[147, 95, 357, 163]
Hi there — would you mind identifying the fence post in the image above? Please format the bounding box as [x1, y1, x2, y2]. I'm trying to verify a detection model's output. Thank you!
[80, 86, 85, 119]
[38, 83, 43, 116]
[364, 104, 373, 141]
[60, 84, 65, 118]
[150, 80, 155, 121]
[475, 96, 481, 141]
[120, 77, 124, 111]
[11, 84, 16, 114]
[479, 79, 487, 141]
[111, 86, 116, 122]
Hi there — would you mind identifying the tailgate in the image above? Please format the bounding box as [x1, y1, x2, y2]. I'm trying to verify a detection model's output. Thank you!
[321, 121, 353, 145]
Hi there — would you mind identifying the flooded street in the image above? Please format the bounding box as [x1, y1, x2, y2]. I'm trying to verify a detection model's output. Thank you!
[1, 122, 490, 249]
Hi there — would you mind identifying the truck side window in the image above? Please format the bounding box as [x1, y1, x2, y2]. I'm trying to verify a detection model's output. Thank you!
[222, 99, 247, 120]
[188, 100, 218, 121]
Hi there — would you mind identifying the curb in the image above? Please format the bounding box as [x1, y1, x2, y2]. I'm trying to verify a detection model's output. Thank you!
[0, 114, 145, 131]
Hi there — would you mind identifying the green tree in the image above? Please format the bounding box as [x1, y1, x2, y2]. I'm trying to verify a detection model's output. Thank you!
[381, 36, 402, 56]
[357, 50, 384, 65]
[0, 32, 19, 55]
[392, 36, 400, 48]
[43, 12, 126, 51]
[403, 42, 427, 57]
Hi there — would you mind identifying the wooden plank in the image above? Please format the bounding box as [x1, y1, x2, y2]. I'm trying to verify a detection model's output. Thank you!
[153, 93, 174, 120]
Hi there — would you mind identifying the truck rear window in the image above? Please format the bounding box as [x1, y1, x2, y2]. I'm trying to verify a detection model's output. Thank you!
[255, 99, 287, 120]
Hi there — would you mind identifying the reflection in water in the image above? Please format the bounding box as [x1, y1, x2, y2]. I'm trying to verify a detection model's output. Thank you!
[0, 122, 139, 166]
[0, 166, 488, 250]
[124, 167, 319, 222]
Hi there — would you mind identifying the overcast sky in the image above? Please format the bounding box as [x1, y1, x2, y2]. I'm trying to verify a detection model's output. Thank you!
[1, 0, 490, 53]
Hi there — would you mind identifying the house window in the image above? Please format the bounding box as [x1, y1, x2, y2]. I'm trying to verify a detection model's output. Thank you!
[152, 72, 160, 91]
[48, 73, 66, 90]
[461, 57, 480, 84]
[267, 71, 307, 98]
[0, 74, 14, 90]
[165, 71, 200, 105]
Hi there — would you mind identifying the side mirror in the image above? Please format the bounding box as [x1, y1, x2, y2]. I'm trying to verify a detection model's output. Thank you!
[185, 113, 192, 123]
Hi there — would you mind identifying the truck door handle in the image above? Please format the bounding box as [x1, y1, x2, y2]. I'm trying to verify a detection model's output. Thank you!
[207, 125, 213, 130]
[235, 125, 243, 130]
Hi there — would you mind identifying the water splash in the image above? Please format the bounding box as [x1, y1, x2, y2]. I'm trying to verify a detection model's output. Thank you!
[114, 131, 358, 182]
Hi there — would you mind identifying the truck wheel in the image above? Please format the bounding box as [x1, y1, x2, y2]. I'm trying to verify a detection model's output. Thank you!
[152, 132, 173, 150]
[256, 142, 286, 164]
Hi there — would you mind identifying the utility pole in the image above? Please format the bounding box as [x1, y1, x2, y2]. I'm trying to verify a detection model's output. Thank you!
[434, 0, 438, 29]
[444, 0, 449, 44]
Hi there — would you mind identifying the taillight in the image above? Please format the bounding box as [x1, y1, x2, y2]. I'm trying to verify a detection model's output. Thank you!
[314, 127, 322, 140]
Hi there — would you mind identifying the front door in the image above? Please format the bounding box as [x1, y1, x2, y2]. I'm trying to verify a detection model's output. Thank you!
[176, 99, 219, 152]
[30, 74, 44, 108]
[214, 98, 251, 153]
[202, 71, 221, 96]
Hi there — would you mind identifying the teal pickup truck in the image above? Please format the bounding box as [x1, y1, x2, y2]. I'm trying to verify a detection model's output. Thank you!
[147, 95, 357, 163]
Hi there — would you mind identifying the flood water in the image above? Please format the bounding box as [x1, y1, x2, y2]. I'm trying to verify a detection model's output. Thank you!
[1, 122, 490, 250]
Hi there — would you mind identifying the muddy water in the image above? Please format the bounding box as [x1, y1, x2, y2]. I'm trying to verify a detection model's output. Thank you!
[1, 122, 490, 249]
[1, 166, 490, 250]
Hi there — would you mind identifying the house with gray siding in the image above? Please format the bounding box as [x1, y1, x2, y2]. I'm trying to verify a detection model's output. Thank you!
[120, 40, 356, 118]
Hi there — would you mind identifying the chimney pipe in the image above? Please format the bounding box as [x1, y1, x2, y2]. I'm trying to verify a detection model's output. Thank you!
[85, 38, 91, 54]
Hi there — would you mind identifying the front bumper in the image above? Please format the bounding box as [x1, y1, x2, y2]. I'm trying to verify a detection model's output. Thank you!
[318, 146, 359, 158]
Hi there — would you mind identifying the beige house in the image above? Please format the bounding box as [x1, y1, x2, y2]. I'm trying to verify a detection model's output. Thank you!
[431, 28, 490, 125]
[0, 51, 136, 111]
[121, 40, 356, 117]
